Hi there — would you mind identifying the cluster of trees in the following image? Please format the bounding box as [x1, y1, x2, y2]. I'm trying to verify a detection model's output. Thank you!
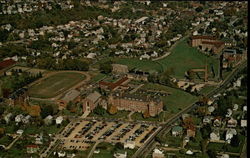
[35, 58, 89, 71]
[148, 68, 177, 88]
[2, 70, 42, 94]
[0, 44, 28, 60]
[99, 60, 113, 74]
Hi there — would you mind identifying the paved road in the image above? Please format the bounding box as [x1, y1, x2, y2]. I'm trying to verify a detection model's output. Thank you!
[132, 60, 247, 158]
[87, 140, 101, 158]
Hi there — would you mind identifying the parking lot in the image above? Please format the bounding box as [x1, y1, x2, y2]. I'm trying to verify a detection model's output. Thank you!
[59, 119, 159, 150]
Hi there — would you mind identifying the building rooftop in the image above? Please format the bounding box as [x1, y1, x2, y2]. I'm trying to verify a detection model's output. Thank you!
[61, 89, 80, 102]
[86, 91, 101, 103]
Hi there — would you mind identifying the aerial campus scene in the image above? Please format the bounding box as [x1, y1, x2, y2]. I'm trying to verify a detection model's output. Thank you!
[0, 1, 248, 158]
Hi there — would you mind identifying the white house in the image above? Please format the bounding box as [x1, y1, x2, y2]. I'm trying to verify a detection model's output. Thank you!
[210, 129, 220, 141]
[152, 148, 165, 158]
[86, 53, 97, 59]
[240, 120, 247, 127]
[225, 128, 237, 143]
[56, 116, 63, 125]
[114, 152, 127, 158]
[16, 129, 24, 135]
[44, 115, 53, 125]
[4, 113, 13, 124]
[124, 141, 135, 149]
[15, 114, 24, 123]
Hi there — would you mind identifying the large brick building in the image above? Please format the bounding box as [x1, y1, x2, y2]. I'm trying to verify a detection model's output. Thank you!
[108, 92, 163, 117]
[191, 35, 225, 54]
[82, 91, 102, 113]
[0, 59, 16, 75]
[99, 77, 130, 91]
[112, 64, 129, 74]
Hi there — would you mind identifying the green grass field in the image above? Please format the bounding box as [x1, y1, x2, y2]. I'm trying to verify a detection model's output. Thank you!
[142, 83, 198, 113]
[157, 39, 219, 79]
[115, 58, 162, 73]
[29, 72, 85, 98]
[111, 39, 219, 79]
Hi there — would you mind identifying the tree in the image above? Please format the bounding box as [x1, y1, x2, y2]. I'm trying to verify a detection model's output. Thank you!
[41, 105, 54, 119]
[99, 60, 112, 74]
[207, 149, 217, 158]
[114, 142, 123, 150]
[201, 125, 212, 139]
[108, 105, 117, 114]
[195, 6, 203, 12]
[230, 134, 240, 147]
[66, 101, 75, 111]
[93, 106, 106, 116]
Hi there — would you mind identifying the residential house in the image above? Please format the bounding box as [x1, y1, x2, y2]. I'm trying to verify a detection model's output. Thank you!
[213, 117, 222, 127]
[186, 150, 194, 155]
[210, 129, 220, 141]
[225, 128, 237, 143]
[203, 116, 214, 124]
[82, 91, 102, 113]
[114, 151, 127, 158]
[240, 120, 247, 127]
[22, 115, 31, 124]
[152, 148, 165, 158]
[172, 126, 183, 137]
[186, 127, 196, 138]
[26, 145, 39, 154]
[4, 113, 13, 124]
[227, 118, 237, 128]
[124, 141, 135, 149]
[44, 115, 53, 125]
[15, 114, 24, 123]
[16, 129, 24, 135]
[56, 116, 63, 125]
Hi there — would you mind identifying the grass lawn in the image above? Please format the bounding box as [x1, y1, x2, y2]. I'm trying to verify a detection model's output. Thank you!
[226, 134, 246, 153]
[24, 124, 63, 135]
[207, 142, 224, 152]
[142, 83, 198, 113]
[93, 142, 136, 158]
[114, 58, 162, 73]
[198, 85, 217, 95]
[89, 110, 130, 119]
[90, 73, 108, 83]
[0, 135, 13, 146]
[29, 72, 86, 98]
[157, 39, 219, 79]
[164, 133, 182, 147]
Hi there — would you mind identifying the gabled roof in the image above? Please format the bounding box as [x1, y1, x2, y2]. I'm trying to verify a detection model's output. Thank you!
[191, 35, 217, 40]
[0, 59, 16, 70]
[86, 91, 101, 103]
[61, 89, 80, 102]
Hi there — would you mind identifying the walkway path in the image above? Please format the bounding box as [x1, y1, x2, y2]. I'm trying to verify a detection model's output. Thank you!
[4, 134, 21, 150]
[87, 140, 101, 158]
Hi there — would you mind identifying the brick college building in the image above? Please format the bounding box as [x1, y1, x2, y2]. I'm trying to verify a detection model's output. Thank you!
[108, 92, 163, 117]
[191, 35, 225, 54]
